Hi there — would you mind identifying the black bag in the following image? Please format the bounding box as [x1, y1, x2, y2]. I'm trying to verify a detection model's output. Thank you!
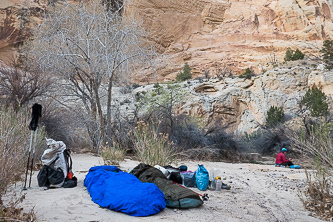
[169, 172, 182, 184]
[37, 165, 50, 187]
[63, 176, 77, 188]
[48, 167, 64, 185]
[37, 156, 64, 187]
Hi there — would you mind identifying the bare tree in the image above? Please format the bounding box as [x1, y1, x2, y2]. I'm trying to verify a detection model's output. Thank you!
[29, 0, 156, 150]
[0, 58, 52, 110]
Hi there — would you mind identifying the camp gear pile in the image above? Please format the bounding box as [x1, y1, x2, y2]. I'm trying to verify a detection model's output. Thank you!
[84, 165, 166, 216]
[130, 163, 204, 209]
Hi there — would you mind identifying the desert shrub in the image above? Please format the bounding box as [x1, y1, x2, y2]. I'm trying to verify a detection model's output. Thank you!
[300, 162, 333, 221]
[301, 87, 329, 117]
[242, 128, 290, 155]
[239, 68, 253, 79]
[139, 83, 188, 130]
[40, 102, 90, 150]
[266, 106, 284, 128]
[289, 120, 332, 168]
[0, 194, 36, 221]
[284, 48, 304, 61]
[101, 146, 126, 166]
[170, 115, 206, 150]
[288, 119, 333, 220]
[321, 39, 333, 70]
[132, 121, 177, 166]
[0, 58, 52, 111]
[0, 105, 46, 199]
[171, 117, 244, 161]
[176, 63, 192, 82]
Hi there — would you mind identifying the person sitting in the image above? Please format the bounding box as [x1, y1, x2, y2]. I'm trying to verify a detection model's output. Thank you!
[275, 148, 294, 167]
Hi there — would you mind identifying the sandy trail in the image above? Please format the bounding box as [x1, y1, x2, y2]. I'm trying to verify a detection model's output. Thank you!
[3, 154, 324, 222]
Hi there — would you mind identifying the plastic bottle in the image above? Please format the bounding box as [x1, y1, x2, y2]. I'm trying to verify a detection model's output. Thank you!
[215, 177, 222, 191]
[210, 168, 220, 190]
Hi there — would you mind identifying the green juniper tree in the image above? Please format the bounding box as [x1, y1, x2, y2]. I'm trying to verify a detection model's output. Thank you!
[176, 63, 192, 82]
[301, 87, 328, 117]
[266, 106, 284, 128]
[284, 48, 304, 61]
[321, 39, 333, 70]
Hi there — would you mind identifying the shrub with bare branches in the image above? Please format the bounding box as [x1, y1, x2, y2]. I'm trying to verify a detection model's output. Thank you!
[0, 105, 46, 200]
[0, 58, 52, 110]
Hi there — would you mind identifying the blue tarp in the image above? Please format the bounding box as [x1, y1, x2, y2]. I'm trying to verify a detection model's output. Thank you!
[84, 165, 166, 216]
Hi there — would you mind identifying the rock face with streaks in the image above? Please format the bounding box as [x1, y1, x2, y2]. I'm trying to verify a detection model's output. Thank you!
[128, 61, 333, 134]
[0, 0, 46, 62]
[125, 0, 333, 81]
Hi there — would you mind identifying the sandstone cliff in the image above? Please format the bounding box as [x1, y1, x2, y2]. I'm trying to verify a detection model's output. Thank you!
[1, 0, 333, 79]
[118, 62, 332, 134]
[0, 0, 46, 63]
[125, 0, 333, 81]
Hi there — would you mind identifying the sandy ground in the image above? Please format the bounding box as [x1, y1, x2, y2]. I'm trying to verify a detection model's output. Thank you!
[3, 154, 325, 222]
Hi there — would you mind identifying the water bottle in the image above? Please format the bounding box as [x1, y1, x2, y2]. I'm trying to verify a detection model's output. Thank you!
[215, 178, 222, 191]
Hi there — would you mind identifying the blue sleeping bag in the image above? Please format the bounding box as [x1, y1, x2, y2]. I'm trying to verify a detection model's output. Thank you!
[84, 165, 166, 216]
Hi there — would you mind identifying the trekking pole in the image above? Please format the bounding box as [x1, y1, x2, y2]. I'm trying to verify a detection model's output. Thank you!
[28, 127, 38, 188]
[23, 131, 34, 190]
[24, 103, 42, 190]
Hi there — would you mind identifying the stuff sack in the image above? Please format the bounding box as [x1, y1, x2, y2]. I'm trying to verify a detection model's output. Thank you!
[195, 164, 209, 191]
[84, 165, 166, 216]
[290, 165, 301, 169]
[180, 171, 195, 187]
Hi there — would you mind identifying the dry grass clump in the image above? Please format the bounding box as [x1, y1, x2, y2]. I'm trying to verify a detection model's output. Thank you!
[0, 106, 46, 196]
[0, 106, 45, 221]
[101, 145, 126, 166]
[0, 193, 36, 222]
[132, 121, 177, 166]
[301, 167, 333, 221]
[289, 120, 333, 221]
[0, 106, 30, 197]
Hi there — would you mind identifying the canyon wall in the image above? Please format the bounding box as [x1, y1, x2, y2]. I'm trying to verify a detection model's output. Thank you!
[125, 0, 333, 81]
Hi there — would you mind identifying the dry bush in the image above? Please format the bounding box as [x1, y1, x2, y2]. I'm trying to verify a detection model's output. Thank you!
[288, 120, 333, 168]
[0, 58, 52, 110]
[101, 146, 126, 166]
[241, 127, 290, 155]
[288, 120, 333, 220]
[0, 193, 36, 222]
[40, 101, 90, 151]
[300, 166, 333, 221]
[0, 106, 46, 198]
[132, 121, 177, 166]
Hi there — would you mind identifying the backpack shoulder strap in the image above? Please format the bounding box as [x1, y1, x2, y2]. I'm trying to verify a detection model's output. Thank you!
[63, 149, 72, 172]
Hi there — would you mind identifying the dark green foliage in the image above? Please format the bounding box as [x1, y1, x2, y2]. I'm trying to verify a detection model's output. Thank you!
[176, 63, 192, 82]
[242, 128, 290, 155]
[266, 106, 284, 128]
[321, 39, 333, 70]
[284, 48, 305, 61]
[239, 68, 253, 79]
[301, 87, 328, 117]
